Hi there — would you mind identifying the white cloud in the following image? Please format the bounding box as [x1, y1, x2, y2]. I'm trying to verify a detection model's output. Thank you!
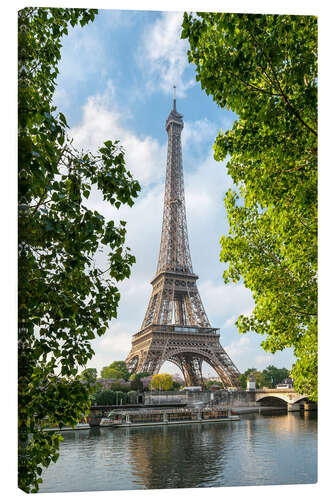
[255, 354, 273, 369]
[223, 336, 251, 372]
[199, 281, 254, 322]
[185, 151, 234, 221]
[182, 118, 217, 152]
[70, 82, 166, 187]
[138, 11, 194, 97]
[225, 336, 251, 356]
[223, 315, 237, 328]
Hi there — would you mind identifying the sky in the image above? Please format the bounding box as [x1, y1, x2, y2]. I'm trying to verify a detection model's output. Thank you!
[51, 8, 297, 378]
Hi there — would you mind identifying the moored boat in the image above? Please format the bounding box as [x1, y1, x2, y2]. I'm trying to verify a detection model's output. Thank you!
[102, 407, 240, 428]
[100, 417, 116, 427]
[42, 419, 90, 432]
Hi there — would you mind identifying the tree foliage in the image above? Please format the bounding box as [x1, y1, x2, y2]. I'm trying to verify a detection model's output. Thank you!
[182, 13, 317, 401]
[93, 389, 129, 405]
[239, 368, 264, 389]
[262, 365, 290, 388]
[100, 367, 123, 379]
[239, 365, 290, 389]
[127, 390, 138, 404]
[172, 381, 182, 390]
[129, 371, 150, 381]
[18, 7, 140, 493]
[100, 361, 130, 380]
[206, 380, 223, 388]
[150, 373, 174, 391]
[129, 371, 150, 391]
[80, 368, 97, 384]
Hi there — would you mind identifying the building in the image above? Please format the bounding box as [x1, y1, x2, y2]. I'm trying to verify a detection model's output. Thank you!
[246, 374, 256, 391]
[276, 378, 294, 389]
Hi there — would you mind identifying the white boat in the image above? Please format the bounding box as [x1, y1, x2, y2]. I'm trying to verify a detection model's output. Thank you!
[43, 421, 90, 431]
[104, 407, 240, 428]
[75, 422, 90, 430]
[100, 418, 116, 427]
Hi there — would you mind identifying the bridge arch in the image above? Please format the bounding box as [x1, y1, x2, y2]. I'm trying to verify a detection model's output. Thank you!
[292, 396, 309, 404]
[255, 395, 288, 407]
[256, 394, 290, 404]
[255, 390, 309, 408]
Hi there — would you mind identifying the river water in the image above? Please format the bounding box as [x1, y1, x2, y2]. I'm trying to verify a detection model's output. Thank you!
[39, 410, 317, 493]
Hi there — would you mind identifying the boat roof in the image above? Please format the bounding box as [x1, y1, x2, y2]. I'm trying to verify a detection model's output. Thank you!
[108, 407, 227, 416]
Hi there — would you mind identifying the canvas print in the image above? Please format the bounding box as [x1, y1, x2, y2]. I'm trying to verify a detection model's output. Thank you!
[18, 6, 317, 495]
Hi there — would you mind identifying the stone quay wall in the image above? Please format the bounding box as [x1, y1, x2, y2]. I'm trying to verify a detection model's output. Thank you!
[143, 390, 257, 407]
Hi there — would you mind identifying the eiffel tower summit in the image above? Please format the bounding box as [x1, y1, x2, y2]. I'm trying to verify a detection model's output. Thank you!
[126, 88, 240, 387]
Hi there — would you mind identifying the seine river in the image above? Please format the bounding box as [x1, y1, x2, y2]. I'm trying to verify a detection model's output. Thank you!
[39, 410, 317, 493]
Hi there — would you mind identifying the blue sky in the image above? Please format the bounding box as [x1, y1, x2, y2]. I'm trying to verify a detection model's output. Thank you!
[53, 9, 295, 377]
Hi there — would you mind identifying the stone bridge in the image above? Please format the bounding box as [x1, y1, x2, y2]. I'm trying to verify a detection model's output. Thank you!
[255, 389, 314, 411]
[122, 389, 315, 412]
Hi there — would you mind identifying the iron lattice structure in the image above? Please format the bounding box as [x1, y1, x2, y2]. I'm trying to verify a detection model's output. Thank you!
[126, 95, 240, 387]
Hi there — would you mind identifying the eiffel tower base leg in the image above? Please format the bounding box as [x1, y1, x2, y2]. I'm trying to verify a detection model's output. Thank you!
[126, 332, 241, 388]
[126, 350, 161, 375]
[127, 349, 205, 386]
[169, 354, 203, 386]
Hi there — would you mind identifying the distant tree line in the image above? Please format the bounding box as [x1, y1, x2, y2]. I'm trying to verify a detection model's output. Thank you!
[80, 362, 290, 403]
[92, 389, 138, 406]
[80, 363, 183, 405]
[239, 365, 290, 390]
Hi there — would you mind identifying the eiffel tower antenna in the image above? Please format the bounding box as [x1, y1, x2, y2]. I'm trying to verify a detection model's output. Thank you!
[125, 94, 240, 387]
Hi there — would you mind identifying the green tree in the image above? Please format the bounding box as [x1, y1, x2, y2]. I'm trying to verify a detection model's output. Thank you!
[114, 391, 127, 405]
[94, 390, 115, 406]
[100, 367, 123, 379]
[80, 368, 97, 384]
[206, 380, 223, 389]
[239, 368, 257, 389]
[129, 371, 150, 391]
[150, 373, 174, 391]
[172, 381, 182, 390]
[18, 7, 140, 493]
[110, 361, 130, 380]
[262, 365, 290, 388]
[127, 390, 138, 404]
[100, 361, 130, 380]
[110, 381, 131, 392]
[253, 371, 266, 389]
[129, 374, 142, 391]
[239, 368, 267, 389]
[182, 13, 317, 401]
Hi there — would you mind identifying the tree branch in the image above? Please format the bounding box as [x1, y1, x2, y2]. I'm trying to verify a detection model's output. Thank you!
[246, 20, 317, 137]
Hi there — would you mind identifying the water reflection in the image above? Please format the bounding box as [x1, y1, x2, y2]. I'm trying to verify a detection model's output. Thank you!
[127, 422, 239, 489]
[39, 412, 317, 493]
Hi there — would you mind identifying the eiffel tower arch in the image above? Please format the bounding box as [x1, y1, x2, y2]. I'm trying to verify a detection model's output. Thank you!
[126, 90, 240, 388]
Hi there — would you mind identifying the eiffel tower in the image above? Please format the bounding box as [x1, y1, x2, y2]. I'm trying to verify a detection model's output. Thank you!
[125, 89, 240, 387]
